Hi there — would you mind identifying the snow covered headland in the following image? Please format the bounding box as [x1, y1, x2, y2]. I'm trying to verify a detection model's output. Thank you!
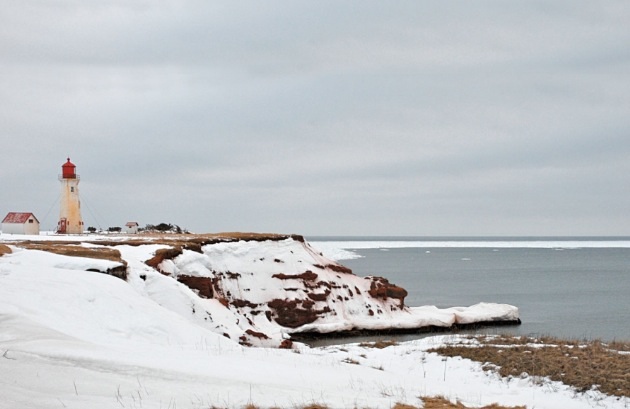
[1, 232, 624, 408]
[0, 233, 519, 348]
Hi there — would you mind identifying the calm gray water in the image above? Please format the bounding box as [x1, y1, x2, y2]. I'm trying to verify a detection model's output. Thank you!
[309, 237, 630, 344]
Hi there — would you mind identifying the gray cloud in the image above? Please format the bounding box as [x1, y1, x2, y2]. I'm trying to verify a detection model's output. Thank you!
[1, 1, 629, 236]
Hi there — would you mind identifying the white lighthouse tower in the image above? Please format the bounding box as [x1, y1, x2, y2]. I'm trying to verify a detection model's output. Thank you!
[57, 158, 84, 234]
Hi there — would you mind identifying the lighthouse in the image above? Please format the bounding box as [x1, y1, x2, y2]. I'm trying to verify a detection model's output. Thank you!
[57, 158, 84, 234]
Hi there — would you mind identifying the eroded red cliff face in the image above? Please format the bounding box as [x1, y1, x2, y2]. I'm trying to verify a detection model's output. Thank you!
[175, 275, 214, 298]
[368, 277, 408, 308]
[267, 298, 333, 328]
[142, 235, 409, 346]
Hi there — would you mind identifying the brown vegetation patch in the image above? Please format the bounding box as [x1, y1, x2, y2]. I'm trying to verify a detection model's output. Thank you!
[359, 339, 399, 349]
[231, 400, 522, 409]
[106, 231, 298, 245]
[3, 242, 128, 279]
[212, 399, 523, 409]
[6, 232, 308, 279]
[0, 244, 11, 256]
[6, 232, 301, 254]
[210, 232, 303, 242]
[212, 401, 524, 409]
[183, 242, 203, 253]
[143, 232, 303, 249]
[430, 334, 630, 398]
[421, 396, 525, 409]
[145, 247, 183, 271]
[14, 242, 124, 263]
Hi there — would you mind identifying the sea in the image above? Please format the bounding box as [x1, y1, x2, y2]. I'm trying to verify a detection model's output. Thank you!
[308, 237, 630, 345]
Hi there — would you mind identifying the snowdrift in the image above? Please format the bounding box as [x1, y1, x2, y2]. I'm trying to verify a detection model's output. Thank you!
[0, 233, 519, 348]
[2, 233, 627, 409]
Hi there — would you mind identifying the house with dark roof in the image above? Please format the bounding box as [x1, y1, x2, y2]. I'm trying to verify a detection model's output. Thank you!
[1, 212, 40, 235]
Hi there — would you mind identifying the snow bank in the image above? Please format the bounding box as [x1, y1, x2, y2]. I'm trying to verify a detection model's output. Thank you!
[445, 302, 520, 324]
[149, 237, 519, 342]
[0, 234, 626, 408]
[0, 235, 520, 346]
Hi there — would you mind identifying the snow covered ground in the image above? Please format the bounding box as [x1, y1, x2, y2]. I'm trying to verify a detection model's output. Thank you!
[1, 233, 627, 408]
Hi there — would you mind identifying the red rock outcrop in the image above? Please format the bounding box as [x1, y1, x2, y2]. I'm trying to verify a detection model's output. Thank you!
[176, 275, 214, 298]
[279, 339, 293, 349]
[245, 329, 270, 339]
[307, 289, 331, 301]
[230, 299, 259, 308]
[272, 271, 318, 281]
[267, 298, 332, 328]
[368, 277, 408, 308]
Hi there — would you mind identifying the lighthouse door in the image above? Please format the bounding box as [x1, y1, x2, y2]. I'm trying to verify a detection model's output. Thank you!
[58, 218, 67, 234]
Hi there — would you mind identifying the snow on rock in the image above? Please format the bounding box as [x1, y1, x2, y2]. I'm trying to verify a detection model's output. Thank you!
[1, 233, 627, 409]
[133, 235, 519, 346]
[0, 234, 520, 348]
[446, 302, 520, 324]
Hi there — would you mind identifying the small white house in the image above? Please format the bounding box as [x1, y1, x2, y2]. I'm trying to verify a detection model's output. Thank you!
[124, 221, 139, 234]
[1, 212, 40, 235]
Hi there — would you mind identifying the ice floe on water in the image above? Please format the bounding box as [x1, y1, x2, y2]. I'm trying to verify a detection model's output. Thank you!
[311, 239, 630, 260]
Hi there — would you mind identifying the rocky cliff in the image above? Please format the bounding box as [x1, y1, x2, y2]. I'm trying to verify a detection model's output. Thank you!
[1, 233, 519, 348]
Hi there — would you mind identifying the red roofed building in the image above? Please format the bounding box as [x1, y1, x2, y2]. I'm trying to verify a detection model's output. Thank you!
[2, 212, 40, 235]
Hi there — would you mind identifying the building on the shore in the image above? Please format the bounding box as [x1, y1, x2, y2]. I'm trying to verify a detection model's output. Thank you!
[124, 222, 139, 234]
[1, 212, 40, 235]
[57, 158, 84, 234]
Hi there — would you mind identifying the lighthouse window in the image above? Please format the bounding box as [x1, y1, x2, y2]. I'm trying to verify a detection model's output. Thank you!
[71, 187, 74, 192]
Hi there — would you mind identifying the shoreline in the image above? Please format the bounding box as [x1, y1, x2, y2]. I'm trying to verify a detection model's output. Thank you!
[290, 318, 522, 342]
[1, 232, 522, 346]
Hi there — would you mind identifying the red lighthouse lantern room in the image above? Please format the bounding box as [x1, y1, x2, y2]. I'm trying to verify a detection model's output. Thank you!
[61, 158, 77, 179]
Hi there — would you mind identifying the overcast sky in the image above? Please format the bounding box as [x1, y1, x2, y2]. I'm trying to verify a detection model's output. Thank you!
[1, 1, 629, 237]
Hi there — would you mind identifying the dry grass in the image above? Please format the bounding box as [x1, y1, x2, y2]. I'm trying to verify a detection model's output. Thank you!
[359, 339, 400, 349]
[103, 232, 296, 246]
[234, 405, 330, 409]
[430, 334, 630, 397]
[0, 232, 277, 260]
[219, 399, 522, 409]
[421, 396, 524, 409]
[2, 232, 296, 268]
[0, 244, 11, 256]
[14, 242, 125, 263]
